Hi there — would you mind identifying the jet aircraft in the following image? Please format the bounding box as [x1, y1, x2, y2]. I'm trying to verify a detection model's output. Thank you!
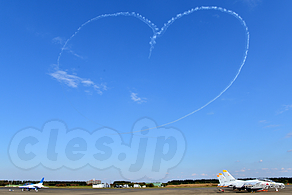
[18, 177, 48, 192]
[217, 170, 285, 192]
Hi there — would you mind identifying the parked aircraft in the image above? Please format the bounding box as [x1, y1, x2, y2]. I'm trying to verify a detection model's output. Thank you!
[18, 177, 48, 192]
[217, 170, 285, 192]
[217, 173, 232, 188]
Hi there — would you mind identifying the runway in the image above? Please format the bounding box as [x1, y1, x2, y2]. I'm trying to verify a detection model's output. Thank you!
[1, 185, 291, 194]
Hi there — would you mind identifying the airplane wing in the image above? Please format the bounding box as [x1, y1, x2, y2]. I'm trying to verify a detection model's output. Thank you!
[19, 185, 36, 189]
[19, 184, 32, 189]
[243, 181, 269, 191]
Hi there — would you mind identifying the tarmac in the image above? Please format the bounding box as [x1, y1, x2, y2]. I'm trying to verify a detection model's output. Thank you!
[0, 185, 291, 194]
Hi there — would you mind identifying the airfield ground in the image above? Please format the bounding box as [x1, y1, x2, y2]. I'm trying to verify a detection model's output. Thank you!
[0, 185, 291, 194]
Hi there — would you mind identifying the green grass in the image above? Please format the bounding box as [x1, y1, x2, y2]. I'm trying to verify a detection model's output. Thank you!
[5, 185, 22, 187]
[48, 186, 93, 189]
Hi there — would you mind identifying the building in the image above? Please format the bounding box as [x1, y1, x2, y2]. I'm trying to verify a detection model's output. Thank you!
[86, 179, 101, 185]
[153, 182, 163, 187]
[92, 183, 110, 188]
[146, 182, 163, 187]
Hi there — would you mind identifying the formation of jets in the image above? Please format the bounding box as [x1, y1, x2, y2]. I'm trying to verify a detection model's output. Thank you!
[18, 177, 48, 192]
[217, 170, 285, 192]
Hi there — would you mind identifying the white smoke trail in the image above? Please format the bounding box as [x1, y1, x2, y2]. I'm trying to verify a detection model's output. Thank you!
[57, 12, 158, 65]
[130, 6, 250, 134]
[55, 6, 249, 134]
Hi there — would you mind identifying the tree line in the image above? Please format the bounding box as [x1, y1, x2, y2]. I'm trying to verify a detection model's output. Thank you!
[1, 177, 292, 187]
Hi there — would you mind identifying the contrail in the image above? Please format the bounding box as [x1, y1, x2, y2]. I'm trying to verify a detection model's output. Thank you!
[57, 12, 158, 66]
[131, 6, 250, 133]
[55, 6, 249, 134]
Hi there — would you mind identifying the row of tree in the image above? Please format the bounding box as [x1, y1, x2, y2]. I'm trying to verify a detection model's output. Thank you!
[1, 177, 291, 187]
[112, 181, 165, 187]
[167, 179, 218, 185]
[167, 177, 292, 185]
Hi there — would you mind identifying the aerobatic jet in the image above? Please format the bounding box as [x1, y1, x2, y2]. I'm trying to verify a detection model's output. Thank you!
[19, 177, 48, 192]
[217, 170, 285, 192]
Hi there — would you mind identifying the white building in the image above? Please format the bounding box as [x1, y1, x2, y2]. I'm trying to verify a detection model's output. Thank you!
[92, 183, 110, 188]
[133, 184, 141, 188]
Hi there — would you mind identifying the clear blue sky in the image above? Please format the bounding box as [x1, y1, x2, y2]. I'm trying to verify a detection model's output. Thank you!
[1, 0, 292, 182]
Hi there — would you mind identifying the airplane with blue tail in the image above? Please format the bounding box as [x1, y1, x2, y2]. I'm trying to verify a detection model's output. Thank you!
[18, 177, 48, 192]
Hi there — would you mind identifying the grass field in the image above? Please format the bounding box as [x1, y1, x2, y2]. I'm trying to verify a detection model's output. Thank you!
[46, 185, 92, 189]
[165, 183, 218, 188]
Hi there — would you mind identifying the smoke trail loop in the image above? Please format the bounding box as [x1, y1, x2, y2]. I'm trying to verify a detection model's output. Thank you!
[55, 6, 250, 134]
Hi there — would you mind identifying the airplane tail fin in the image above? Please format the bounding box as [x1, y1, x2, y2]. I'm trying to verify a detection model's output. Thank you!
[217, 173, 229, 187]
[217, 175, 221, 183]
[219, 173, 227, 183]
[217, 174, 223, 185]
[223, 170, 236, 182]
[39, 178, 44, 184]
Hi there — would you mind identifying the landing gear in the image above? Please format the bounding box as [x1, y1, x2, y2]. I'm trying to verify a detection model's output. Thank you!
[246, 189, 255, 193]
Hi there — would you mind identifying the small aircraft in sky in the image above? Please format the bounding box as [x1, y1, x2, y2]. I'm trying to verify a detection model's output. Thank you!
[18, 177, 48, 192]
[217, 170, 285, 192]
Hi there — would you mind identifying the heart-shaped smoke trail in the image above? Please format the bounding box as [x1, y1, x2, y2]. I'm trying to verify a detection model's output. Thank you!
[53, 6, 249, 133]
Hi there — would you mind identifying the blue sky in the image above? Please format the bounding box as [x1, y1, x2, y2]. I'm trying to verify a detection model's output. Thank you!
[1, 0, 292, 182]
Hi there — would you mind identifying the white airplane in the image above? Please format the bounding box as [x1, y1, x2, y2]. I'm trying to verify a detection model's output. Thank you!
[217, 173, 231, 188]
[256, 178, 285, 191]
[217, 170, 285, 192]
[19, 177, 48, 192]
